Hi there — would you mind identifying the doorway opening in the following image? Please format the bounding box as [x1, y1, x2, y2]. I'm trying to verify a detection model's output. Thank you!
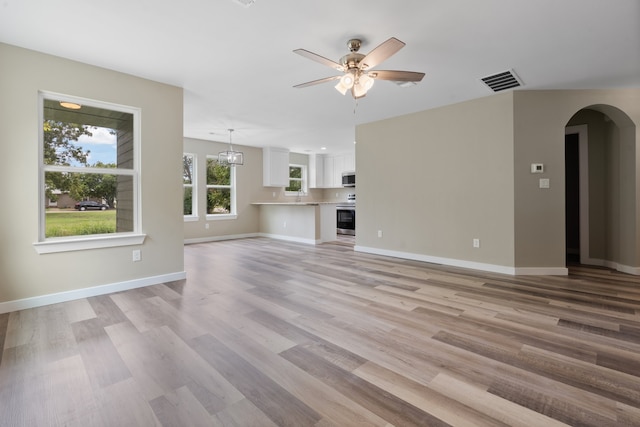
[564, 124, 589, 267]
[565, 105, 637, 274]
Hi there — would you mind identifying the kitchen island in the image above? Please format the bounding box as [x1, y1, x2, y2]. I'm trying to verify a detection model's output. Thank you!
[252, 202, 337, 244]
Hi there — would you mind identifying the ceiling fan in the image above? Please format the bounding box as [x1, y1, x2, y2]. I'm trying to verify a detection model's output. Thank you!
[293, 37, 425, 99]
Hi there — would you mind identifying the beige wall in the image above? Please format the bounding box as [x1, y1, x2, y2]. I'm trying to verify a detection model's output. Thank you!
[0, 43, 184, 305]
[356, 93, 516, 269]
[356, 88, 639, 273]
[512, 90, 639, 271]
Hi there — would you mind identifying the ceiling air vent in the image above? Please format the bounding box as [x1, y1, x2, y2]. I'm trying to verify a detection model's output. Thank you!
[480, 69, 523, 92]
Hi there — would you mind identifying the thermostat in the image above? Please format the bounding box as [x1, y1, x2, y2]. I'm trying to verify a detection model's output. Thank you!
[531, 163, 544, 173]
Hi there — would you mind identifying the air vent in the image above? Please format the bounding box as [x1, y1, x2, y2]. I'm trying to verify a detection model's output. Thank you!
[480, 69, 523, 92]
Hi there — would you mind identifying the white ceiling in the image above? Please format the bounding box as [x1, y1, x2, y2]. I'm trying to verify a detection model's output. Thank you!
[1, 0, 639, 154]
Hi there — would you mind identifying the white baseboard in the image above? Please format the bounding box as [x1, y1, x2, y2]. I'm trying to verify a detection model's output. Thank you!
[583, 258, 640, 275]
[184, 233, 260, 245]
[0, 271, 187, 314]
[354, 245, 568, 276]
[513, 267, 569, 275]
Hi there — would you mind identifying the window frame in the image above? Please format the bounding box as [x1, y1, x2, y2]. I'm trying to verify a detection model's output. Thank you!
[285, 163, 307, 196]
[205, 155, 237, 221]
[183, 152, 198, 222]
[33, 91, 145, 254]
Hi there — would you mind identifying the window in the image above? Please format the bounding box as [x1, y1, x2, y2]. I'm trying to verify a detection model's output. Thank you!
[206, 156, 236, 219]
[183, 153, 197, 220]
[35, 92, 144, 254]
[285, 164, 307, 195]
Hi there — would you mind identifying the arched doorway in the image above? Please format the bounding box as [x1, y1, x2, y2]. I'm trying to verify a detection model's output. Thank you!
[565, 105, 637, 273]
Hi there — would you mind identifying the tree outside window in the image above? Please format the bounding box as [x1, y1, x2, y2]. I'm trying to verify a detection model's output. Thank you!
[41, 95, 137, 239]
[286, 164, 306, 194]
[206, 157, 235, 216]
[183, 153, 196, 217]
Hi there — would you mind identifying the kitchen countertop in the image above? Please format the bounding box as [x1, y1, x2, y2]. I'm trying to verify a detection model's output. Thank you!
[251, 202, 341, 206]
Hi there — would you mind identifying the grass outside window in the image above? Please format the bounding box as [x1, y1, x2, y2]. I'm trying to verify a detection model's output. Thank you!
[45, 210, 116, 237]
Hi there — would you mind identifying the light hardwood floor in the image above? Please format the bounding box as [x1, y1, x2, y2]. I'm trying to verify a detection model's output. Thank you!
[1, 237, 639, 426]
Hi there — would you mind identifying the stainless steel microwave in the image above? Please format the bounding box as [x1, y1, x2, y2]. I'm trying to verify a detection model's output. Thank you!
[342, 171, 355, 187]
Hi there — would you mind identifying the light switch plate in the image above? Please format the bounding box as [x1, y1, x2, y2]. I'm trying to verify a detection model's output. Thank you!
[531, 163, 544, 173]
[539, 178, 550, 188]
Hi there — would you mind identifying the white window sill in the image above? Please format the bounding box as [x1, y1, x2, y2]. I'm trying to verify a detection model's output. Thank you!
[206, 214, 237, 221]
[184, 215, 200, 222]
[33, 233, 147, 254]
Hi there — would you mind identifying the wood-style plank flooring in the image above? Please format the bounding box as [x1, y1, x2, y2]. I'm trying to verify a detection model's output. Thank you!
[1, 237, 640, 426]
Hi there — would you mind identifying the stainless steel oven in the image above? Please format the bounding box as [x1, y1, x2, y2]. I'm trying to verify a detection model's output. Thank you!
[336, 205, 355, 235]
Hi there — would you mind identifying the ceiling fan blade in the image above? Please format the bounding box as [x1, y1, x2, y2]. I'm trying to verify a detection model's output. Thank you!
[359, 37, 406, 70]
[293, 49, 344, 71]
[293, 75, 341, 88]
[368, 70, 425, 82]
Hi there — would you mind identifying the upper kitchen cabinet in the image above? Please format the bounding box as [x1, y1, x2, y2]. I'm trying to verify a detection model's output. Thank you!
[313, 152, 355, 188]
[263, 147, 289, 187]
[308, 153, 324, 189]
[343, 152, 355, 172]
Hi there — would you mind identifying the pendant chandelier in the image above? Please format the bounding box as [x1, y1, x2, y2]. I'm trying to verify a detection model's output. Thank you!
[218, 128, 244, 166]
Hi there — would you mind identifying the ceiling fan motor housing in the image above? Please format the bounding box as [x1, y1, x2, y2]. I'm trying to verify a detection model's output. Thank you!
[340, 52, 365, 70]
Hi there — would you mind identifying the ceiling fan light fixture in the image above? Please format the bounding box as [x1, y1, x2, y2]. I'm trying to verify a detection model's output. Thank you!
[335, 70, 356, 95]
[340, 72, 355, 88]
[294, 37, 423, 100]
[359, 73, 375, 91]
[334, 81, 349, 95]
[352, 73, 375, 98]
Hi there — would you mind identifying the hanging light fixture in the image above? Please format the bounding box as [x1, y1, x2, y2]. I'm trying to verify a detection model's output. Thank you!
[218, 129, 244, 166]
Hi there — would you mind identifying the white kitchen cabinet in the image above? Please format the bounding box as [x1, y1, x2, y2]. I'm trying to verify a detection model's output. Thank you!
[308, 153, 325, 188]
[323, 155, 335, 188]
[343, 152, 355, 173]
[332, 155, 345, 188]
[263, 147, 289, 187]
[310, 152, 356, 188]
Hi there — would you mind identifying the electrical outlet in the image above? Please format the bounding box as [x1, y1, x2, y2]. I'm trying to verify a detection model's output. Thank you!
[205, 223, 209, 229]
[283, 221, 287, 228]
[132, 249, 141, 262]
[473, 238, 480, 248]
[378, 230, 383, 238]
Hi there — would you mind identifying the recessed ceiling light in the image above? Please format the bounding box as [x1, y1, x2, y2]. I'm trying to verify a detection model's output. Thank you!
[321, 147, 327, 150]
[59, 101, 81, 110]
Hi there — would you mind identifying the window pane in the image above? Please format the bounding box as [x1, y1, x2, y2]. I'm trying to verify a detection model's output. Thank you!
[207, 158, 230, 185]
[44, 171, 133, 237]
[207, 188, 231, 214]
[286, 180, 302, 192]
[289, 166, 302, 179]
[183, 186, 193, 215]
[183, 155, 193, 184]
[43, 99, 132, 169]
